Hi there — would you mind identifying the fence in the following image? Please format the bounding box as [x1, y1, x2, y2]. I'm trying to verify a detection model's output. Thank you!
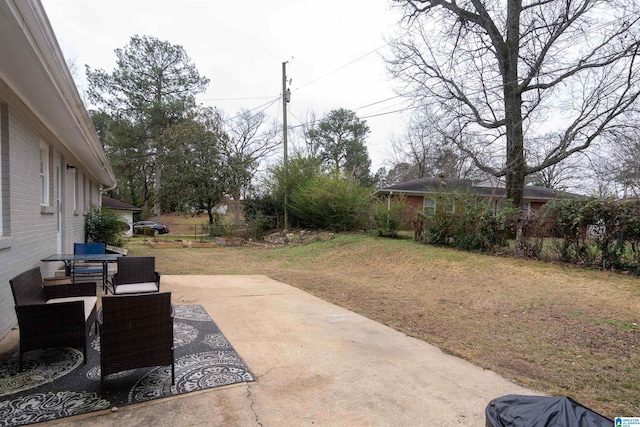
[135, 222, 255, 242]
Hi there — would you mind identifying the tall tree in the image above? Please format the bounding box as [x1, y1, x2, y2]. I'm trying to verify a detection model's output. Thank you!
[388, 0, 640, 208]
[86, 35, 209, 211]
[157, 108, 232, 224]
[306, 108, 372, 184]
[222, 108, 280, 223]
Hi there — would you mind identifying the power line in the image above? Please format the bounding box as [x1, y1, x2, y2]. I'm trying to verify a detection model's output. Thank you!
[199, 95, 277, 101]
[353, 95, 404, 111]
[360, 104, 420, 119]
[294, 43, 389, 91]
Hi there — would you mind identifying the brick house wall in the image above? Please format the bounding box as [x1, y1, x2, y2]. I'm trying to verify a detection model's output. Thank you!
[0, 81, 102, 340]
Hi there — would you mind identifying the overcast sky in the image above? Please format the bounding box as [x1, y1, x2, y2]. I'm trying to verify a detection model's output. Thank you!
[42, 0, 409, 172]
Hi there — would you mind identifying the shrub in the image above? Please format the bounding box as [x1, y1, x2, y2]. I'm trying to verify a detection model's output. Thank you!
[244, 194, 279, 231]
[85, 204, 128, 247]
[248, 211, 273, 240]
[289, 175, 373, 231]
[372, 196, 406, 237]
[545, 197, 640, 272]
[417, 192, 513, 252]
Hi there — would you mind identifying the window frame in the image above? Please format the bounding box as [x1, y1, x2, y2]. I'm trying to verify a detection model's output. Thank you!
[423, 197, 435, 216]
[40, 142, 50, 207]
[72, 167, 77, 213]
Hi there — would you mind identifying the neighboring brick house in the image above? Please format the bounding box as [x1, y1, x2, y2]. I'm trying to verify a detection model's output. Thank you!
[0, 0, 117, 340]
[374, 177, 584, 230]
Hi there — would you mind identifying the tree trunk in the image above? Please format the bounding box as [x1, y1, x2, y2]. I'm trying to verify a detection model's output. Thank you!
[153, 165, 162, 221]
[504, 0, 525, 210]
[514, 208, 532, 257]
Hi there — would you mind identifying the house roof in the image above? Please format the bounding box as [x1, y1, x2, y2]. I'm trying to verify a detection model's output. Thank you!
[0, 0, 116, 188]
[374, 177, 584, 202]
[102, 196, 141, 212]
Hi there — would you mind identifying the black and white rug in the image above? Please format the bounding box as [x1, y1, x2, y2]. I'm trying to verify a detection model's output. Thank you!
[0, 305, 254, 427]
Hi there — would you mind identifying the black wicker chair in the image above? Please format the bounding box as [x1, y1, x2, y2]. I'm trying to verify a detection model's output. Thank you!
[99, 292, 174, 395]
[9, 267, 98, 371]
[110, 256, 160, 294]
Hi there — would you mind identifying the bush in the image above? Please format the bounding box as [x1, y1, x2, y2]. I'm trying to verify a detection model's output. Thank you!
[289, 175, 373, 231]
[372, 196, 406, 237]
[248, 211, 273, 240]
[244, 194, 279, 231]
[416, 192, 513, 252]
[544, 197, 640, 272]
[85, 204, 128, 247]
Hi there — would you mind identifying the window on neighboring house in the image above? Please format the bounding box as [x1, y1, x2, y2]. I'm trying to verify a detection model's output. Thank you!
[40, 143, 50, 206]
[444, 197, 455, 213]
[424, 198, 435, 216]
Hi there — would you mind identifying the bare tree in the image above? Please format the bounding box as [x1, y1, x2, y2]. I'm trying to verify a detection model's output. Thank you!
[525, 135, 586, 189]
[388, 0, 640, 208]
[606, 127, 640, 197]
[585, 152, 622, 198]
[389, 109, 487, 182]
[223, 108, 280, 199]
[291, 110, 319, 158]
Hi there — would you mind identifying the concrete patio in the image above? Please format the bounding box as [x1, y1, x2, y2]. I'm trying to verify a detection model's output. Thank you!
[4, 275, 539, 426]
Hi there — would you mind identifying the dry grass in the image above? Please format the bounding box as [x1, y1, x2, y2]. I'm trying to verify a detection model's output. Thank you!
[127, 232, 640, 418]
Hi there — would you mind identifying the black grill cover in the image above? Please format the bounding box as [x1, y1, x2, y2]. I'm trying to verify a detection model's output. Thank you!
[485, 395, 613, 427]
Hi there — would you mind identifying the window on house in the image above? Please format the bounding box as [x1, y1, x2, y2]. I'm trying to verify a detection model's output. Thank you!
[89, 179, 93, 206]
[83, 174, 90, 213]
[424, 198, 435, 215]
[72, 168, 77, 212]
[40, 143, 50, 206]
[444, 197, 455, 213]
[81, 174, 86, 212]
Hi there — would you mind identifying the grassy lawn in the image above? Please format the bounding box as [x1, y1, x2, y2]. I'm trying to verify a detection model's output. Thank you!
[126, 233, 639, 418]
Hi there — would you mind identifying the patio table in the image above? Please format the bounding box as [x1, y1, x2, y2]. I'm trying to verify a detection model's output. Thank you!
[41, 253, 121, 292]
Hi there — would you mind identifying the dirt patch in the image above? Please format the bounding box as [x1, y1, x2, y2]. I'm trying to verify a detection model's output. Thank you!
[263, 230, 336, 245]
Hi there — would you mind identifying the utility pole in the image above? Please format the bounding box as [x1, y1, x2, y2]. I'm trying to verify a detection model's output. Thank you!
[282, 61, 290, 230]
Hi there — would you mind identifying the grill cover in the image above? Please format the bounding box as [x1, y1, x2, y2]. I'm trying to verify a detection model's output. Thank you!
[485, 395, 613, 427]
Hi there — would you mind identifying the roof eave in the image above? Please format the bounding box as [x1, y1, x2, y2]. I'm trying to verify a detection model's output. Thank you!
[0, 0, 117, 188]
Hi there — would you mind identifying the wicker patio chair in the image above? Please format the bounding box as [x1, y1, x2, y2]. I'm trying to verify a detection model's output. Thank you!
[9, 267, 98, 371]
[110, 256, 160, 294]
[99, 292, 174, 395]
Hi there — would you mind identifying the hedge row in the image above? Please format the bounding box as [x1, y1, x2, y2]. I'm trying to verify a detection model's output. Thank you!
[414, 195, 640, 275]
[540, 198, 640, 273]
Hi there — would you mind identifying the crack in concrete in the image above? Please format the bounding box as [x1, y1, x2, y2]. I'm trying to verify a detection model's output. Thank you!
[246, 365, 299, 426]
[255, 364, 299, 379]
[246, 383, 263, 427]
[231, 293, 285, 298]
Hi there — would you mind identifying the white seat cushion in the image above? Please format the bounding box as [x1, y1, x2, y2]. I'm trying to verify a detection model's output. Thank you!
[46, 296, 98, 321]
[115, 282, 159, 294]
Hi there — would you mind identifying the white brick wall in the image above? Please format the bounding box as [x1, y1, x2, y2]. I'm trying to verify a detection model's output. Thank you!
[0, 81, 103, 340]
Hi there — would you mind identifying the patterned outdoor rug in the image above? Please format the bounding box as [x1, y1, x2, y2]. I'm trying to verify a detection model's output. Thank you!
[0, 305, 254, 427]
